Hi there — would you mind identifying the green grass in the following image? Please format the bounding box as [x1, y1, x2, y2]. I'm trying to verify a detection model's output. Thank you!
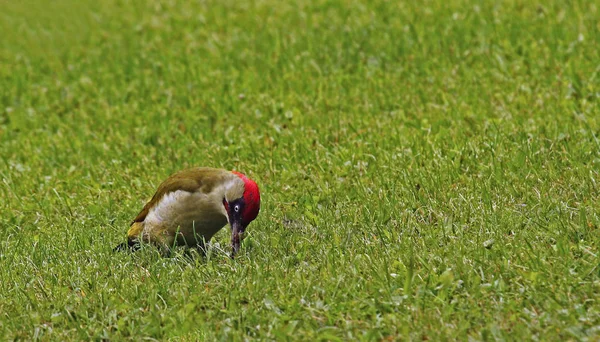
[1, 0, 599, 340]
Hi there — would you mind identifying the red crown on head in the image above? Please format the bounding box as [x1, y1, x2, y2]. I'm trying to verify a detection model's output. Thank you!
[232, 171, 261, 226]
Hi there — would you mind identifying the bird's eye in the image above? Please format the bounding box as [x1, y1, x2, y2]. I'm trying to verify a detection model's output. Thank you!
[234, 205, 240, 213]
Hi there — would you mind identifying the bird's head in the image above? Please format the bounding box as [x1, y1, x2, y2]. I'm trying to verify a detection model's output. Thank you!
[223, 171, 260, 257]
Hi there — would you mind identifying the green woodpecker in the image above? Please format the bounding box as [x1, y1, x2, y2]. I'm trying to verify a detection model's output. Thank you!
[115, 167, 260, 257]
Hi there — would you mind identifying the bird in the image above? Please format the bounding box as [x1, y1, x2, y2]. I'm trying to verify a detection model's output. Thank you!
[115, 167, 260, 258]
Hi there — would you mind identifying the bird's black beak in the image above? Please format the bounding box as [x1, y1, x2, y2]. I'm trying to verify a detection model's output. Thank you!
[227, 200, 245, 258]
[223, 198, 247, 258]
[230, 218, 244, 258]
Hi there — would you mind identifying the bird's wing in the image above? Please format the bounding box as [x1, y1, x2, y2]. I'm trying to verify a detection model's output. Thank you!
[130, 167, 228, 225]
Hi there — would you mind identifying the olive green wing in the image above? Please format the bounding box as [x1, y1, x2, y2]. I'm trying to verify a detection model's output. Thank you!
[130, 167, 227, 224]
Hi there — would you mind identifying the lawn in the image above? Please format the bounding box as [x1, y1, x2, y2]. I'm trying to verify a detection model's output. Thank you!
[0, 0, 599, 340]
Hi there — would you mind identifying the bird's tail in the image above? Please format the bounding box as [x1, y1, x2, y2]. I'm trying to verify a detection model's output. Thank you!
[113, 222, 143, 252]
[113, 239, 140, 252]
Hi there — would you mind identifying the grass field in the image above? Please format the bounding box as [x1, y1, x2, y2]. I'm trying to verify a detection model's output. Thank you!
[1, 0, 599, 340]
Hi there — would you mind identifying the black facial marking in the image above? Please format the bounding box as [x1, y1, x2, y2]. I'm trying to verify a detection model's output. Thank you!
[227, 197, 245, 225]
